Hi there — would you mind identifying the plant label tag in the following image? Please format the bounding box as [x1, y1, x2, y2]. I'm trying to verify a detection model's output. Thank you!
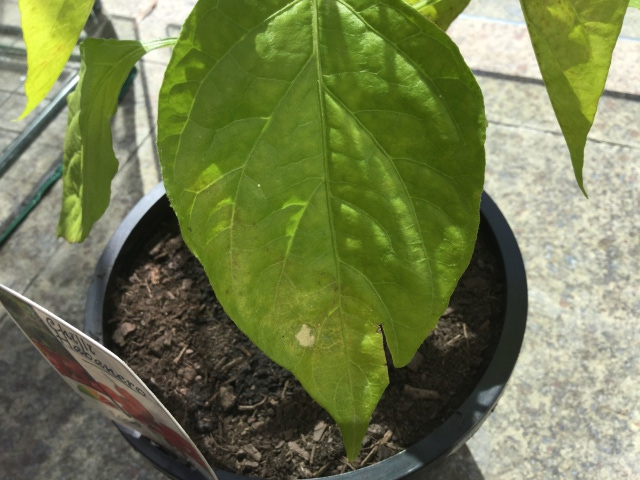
[0, 284, 218, 480]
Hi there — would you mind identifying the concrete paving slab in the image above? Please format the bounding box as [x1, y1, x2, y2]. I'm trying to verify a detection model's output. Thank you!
[469, 73, 640, 478]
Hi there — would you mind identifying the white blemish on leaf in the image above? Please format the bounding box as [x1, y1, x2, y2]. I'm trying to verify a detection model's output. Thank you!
[296, 324, 315, 347]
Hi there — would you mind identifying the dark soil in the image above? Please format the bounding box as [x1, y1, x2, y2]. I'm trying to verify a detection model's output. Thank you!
[106, 219, 505, 479]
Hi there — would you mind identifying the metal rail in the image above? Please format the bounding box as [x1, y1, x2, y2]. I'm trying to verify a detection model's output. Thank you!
[0, 73, 79, 178]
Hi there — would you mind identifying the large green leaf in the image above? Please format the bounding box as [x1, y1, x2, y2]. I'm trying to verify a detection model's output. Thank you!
[403, 0, 471, 30]
[520, 0, 629, 195]
[18, 0, 94, 119]
[58, 38, 175, 242]
[158, 0, 485, 457]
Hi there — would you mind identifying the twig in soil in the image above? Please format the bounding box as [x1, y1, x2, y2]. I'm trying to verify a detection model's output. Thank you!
[238, 395, 267, 411]
[445, 333, 463, 347]
[221, 356, 244, 373]
[205, 391, 219, 406]
[281, 379, 290, 400]
[144, 278, 152, 295]
[463, 322, 470, 348]
[173, 343, 189, 364]
[213, 357, 227, 370]
[222, 375, 238, 386]
[360, 445, 378, 466]
[340, 457, 356, 472]
[238, 346, 252, 357]
[380, 429, 393, 445]
[208, 434, 233, 453]
[358, 429, 393, 467]
[309, 443, 316, 465]
[312, 463, 330, 478]
[403, 384, 441, 400]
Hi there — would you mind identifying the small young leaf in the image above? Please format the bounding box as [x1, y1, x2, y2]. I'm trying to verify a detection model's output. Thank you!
[403, 0, 471, 30]
[18, 0, 94, 119]
[58, 38, 175, 242]
[520, 0, 629, 195]
[158, 0, 485, 457]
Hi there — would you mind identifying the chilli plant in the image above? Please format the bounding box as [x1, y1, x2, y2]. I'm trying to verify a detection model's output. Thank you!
[18, 0, 636, 458]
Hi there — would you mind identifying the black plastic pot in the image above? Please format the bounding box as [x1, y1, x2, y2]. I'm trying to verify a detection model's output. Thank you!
[85, 183, 527, 480]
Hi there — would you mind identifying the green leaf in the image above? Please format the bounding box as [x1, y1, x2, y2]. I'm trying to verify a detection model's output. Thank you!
[58, 38, 175, 242]
[520, 0, 629, 195]
[630, 0, 639, 8]
[18, 0, 94, 119]
[403, 0, 471, 30]
[158, 0, 485, 457]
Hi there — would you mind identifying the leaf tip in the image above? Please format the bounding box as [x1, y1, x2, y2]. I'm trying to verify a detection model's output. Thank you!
[15, 102, 35, 121]
[579, 182, 589, 199]
[571, 155, 588, 199]
[339, 420, 369, 461]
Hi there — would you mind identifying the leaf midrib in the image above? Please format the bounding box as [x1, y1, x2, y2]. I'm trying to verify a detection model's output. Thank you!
[311, 0, 359, 415]
[311, 0, 435, 385]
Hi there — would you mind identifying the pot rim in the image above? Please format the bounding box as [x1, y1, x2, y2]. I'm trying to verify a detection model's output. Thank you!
[85, 183, 527, 480]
